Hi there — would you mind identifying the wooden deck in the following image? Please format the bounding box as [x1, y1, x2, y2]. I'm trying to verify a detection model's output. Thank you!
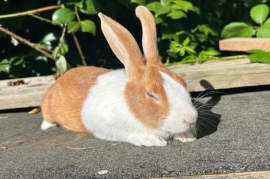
[152, 171, 270, 179]
[1, 58, 270, 110]
[169, 58, 270, 91]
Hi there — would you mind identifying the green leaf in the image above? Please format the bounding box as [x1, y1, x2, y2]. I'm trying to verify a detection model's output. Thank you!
[179, 48, 185, 56]
[79, 0, 102, 15]
[154, 17, 164, 24]
[165, 57, 170, 66]
[248, 51, 270, 64]
[198, 24, 218, 36]
[181, 54, 196, 63]
[183, 37, 190, 46]
[40, 33, 59, 50]
[80, 20, 96, 35]
[202, 48, 220, 56]
[167, 10, 186, 19]
[75, 0, 83, 8]
[168, 51, 178, 59]
[59, 43, 69, 55]
[0, 59, 10, 73]
[67, 21, 81, 33]
[170, 41, 180, 47]
[250, 4, 269, 24]
[146, 2, 170, 17]
[184, 46, 196, 54]
[131, 0, 146, 5]
[160, 0, 167, 6]
[248, 54, 258, 63]
[199, 48, 220, 59]
[195, 33, 207, 42]
[221, 22, 255, 38]
[246, 49, 266, 53]
[192, 6, 200, 14]
[56, 55, 68, 74]
[175, 30, 185, 36]
[60, 0, 82, 5]
[52, 47, 60, 59]
[198, 51, 206, 60]
[52, 8, 75, 24]
[170, 1, 198, 13]
[0, 59, 9, 64]
[10, 56, 24, 65]
[169, 41, 181, 53]
[41, 33, 58, 44]
[161, 33, 177, 40]
[257, 18, 270, 37]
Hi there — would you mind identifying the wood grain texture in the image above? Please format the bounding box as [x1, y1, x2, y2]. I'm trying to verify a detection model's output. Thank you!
[219, 38, 270, 51]
[1, 58, 270, 110]
[155, 171, 270, 179]
[168, 58, 270, 91]
[0, 76, 55, 110]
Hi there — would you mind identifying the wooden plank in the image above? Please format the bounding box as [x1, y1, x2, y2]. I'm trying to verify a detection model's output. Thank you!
[169, 58, 270, 91]
[219, 38, 270, 51]
[0, 76, 54, 110]
[1, 58, 270, 110]
[155, 171, 270, 179]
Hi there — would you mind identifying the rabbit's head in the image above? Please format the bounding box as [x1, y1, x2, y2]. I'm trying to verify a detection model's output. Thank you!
[99, 6, 197, 135]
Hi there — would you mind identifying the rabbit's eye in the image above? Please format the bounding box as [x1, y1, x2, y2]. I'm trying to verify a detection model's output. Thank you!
[146, 91, 159, 101]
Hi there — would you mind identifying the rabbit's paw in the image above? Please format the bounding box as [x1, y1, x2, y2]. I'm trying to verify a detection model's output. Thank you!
[173, 131, 196, 143]
[132, 135, 167, 146]
[41, 120, 57, 130]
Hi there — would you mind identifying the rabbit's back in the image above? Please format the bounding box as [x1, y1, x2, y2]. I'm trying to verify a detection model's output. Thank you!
[41, 67, 111, 132]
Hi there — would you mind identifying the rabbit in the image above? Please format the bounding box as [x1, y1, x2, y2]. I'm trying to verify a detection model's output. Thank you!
[40, 6, 198, 146]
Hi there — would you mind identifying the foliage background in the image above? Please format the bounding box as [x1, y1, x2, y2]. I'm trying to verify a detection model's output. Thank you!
[0, 0, 268, 80]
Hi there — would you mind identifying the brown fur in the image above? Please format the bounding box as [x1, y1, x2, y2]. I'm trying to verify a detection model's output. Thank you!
[160, 68, 187, 88]
[41, 67, 111, 133]
[99, 13, 144, 77]
[135, 6, 159, 61]
[125, 61, 186, 129]
[125, 64, 167, 128]
[122, 7, 187, 129]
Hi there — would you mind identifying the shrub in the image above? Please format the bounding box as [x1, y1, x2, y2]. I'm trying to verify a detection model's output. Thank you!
[221, 2, 270, 64]
[0, 0, 268, 79]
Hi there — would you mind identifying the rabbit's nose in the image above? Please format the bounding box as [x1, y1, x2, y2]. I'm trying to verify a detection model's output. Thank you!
[183, 109, 197, 125]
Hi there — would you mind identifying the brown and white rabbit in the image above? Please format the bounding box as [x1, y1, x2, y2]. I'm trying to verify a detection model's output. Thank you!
[41, 6, 197, 146]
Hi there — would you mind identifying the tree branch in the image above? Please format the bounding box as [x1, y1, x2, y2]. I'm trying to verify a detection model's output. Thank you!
[74, 5, 81, 22]
[71, 32, 87, 66]
[52, 26, 67, 58]
[0, 26, 57, 61]
[0, 5, 64, 19]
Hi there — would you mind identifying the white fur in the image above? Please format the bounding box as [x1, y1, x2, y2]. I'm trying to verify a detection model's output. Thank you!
[81, 70, 169, 146]
[81, 70, 197, 146]
[41, 120, 57, 130]
[174, 129, 197, 142]
[160, 72, 197, 136]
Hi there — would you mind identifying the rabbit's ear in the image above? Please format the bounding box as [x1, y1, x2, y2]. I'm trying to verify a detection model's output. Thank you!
[136, 6, 160, 65]
[98, 13, 144, 78]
